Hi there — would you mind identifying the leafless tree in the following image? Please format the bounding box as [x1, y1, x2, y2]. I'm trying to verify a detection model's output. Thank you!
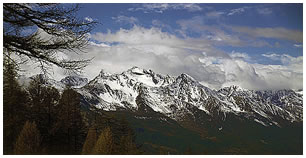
[3, 3, 97, 73]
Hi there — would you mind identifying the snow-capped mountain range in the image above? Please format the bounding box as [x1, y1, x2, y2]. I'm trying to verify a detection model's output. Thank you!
[24, 67, 303, 127]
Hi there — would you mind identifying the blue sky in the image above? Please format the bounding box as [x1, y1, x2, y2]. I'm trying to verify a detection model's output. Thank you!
[23, 3, 303, 90]
[78, 3, 302, 64]
[77, 3, 303, 90]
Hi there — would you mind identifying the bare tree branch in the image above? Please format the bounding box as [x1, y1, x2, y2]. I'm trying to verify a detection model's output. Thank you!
[3, 3, 97, 73]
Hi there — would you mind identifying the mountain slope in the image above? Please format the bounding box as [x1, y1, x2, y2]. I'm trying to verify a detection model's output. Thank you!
[22, 67, 303, 154]
[76, 67, 302, 127]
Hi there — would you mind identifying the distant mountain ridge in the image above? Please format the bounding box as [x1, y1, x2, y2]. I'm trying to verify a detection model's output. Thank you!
[24, 66, 303, 128]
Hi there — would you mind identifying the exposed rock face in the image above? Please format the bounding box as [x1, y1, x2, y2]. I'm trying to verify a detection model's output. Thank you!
[70, 67, 302, 127]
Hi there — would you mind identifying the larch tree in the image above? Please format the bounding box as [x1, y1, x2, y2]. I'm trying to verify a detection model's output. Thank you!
[27, 76, 60, 127]
[51, 87, 85, 153]
[81, 127, 97, 154]
[14, 121, 42, 155]
[27, 76, 60, 150]
[3, 3, 96, 73]
[3, 3, 96, 154]
[92, 126, 114, 155]
[3, 57, 30, 154]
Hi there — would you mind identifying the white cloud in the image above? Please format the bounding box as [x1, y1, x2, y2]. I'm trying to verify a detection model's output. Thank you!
[252, 64, 302, 90]
[128, 3, 202, 13]
[86, 26, 302, 90]
[262, 53, 303, 73]
[205, 11, 225, 19]
[257, 7, 273, 15]
[198, 54, 302, 90]
[228, 7, 248, 16]
[227, 6, 272, 16]
[262, 53, 302, 65]
[294, 44, 303, 48]
[229, 51, 251, 61]
[19, 26, 303, 91]
[262, 53, 281, 60]
[85, 17, 93, 22]
[91, 26, 218, 53]
[175, 3, 203, 12]
[88, 41, 110, 47]
[112, 15, 138, 25]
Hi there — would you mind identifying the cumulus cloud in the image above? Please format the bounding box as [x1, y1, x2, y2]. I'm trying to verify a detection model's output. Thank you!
[198, 54, 302, 90]
[262, 53, 303, 73]
[229, 26, 303, 43]
[252, 64, 302, 90]
[91, 26, 220, 54]
[19, 25, 302, 91]
[128, 3, 202, 13]
[82, 26, 303, 90]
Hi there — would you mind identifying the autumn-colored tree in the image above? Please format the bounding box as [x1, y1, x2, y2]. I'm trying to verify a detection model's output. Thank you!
[14, 121, 41, 154]
[120, 132, 139, 154]
[81, 127, 97, 154]
[28, 75, 60, 128]
[28, 76, 60, 121]
[92, 126, 114, 155]
[3, 57, 29, 154]
[51, 87, 85, 154]
[27, 76, 60, 144]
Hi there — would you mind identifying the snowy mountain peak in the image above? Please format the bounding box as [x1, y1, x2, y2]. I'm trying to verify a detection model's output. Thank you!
[229, 85, 243, 91]
[26, 67, 302, 127]
[128, 66, 145, 74]
[60, 76, 88, 87]
[295, 89, 303, 95]
[125, 67, 156, 77]
[226, 85, 247, 92]
[99, 69, 112, 78]
[82, 67, 302, 125]
[176, 73, 197, 83]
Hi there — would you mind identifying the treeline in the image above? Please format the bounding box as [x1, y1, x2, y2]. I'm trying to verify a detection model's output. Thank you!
[3, 60, 141, 155]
